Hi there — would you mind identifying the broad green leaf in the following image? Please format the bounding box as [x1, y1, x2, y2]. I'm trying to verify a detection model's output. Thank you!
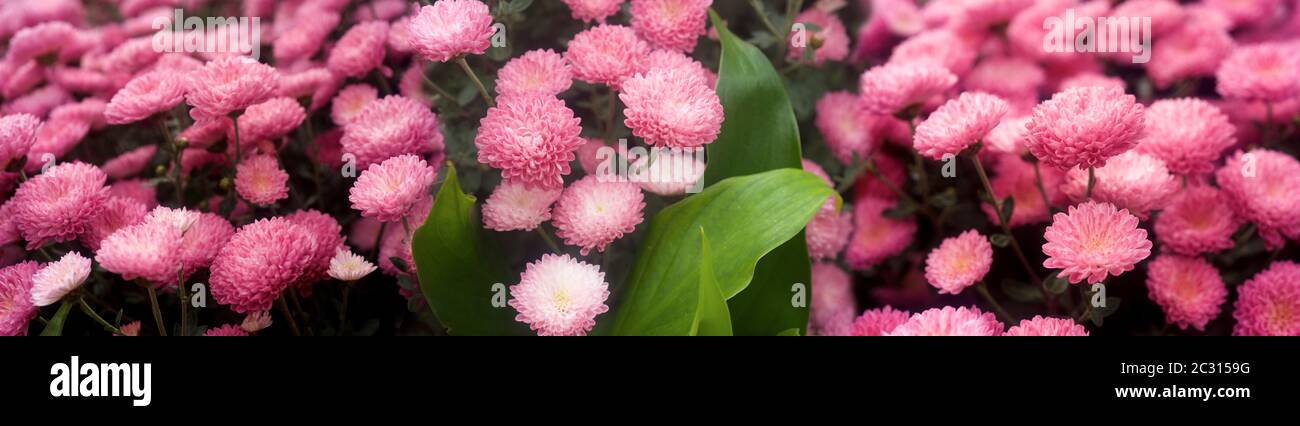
[411, 164, 521, 335]
[40, 300, 73, 336]
[692, 229, 732, 336]
[609, 169, 834, 336]
[702, 9, 814, 336]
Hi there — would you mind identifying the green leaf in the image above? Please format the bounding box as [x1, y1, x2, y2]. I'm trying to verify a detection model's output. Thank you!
[999, 196, 1016, 225]
[40, 300, 73, 336]
[989, 233, 1011, 248]
[776, 328, 801, 336]
[609, 169, 834, 335]
[702, 9, 815, 336]
[692, 229, 732, 336]
[1000, 279, 1043, 303]
[1042, 271, 1069, 295]
[411, 164, 520, 335]
[1089, 297, 1122, 327]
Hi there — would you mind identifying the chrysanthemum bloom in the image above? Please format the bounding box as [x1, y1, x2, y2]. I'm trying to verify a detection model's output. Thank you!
[629, 0, 710, 52]
[913, 92, 1008, 160]
[888, 29, 978, 76]
[562, 0, 624, 22]
[853, 153, 907, 201]
[552, 176, 646, 255]
[1110, 0, 1185, 37]
[1145, 254, 1227, 331]
[809, 262, 856, 336]
[116, 321, 141, 336]
[1136, 99, 1235, 177]
[620, 68, 723, 148]
[48, 66, 116, 95]
[328, 248, 376, 282]
[203, 324, 249, 336]
[802, 160, 850, 260]
[924, 230, 993, 295]
[51, 98, 108, 130]
[508, 254, 610, 336]
[888, 306, 1004, 336]
[234, 156, 289, 207]
[3, 85, 72, 118]
[0, 261, 41, 336]
[0, 113, 41, 167]
[272, 7, 340, 63]
[398, 63, 434, 107]
[28, 251, 90, 307]
[80, 196, 148, 252]
[858, 61, 957, 116]
[233, 97, 306, 145]
[3, 21, 77, 65]
[496, 49, 572, 98]
[240, 311, 272, 333]
[645, 49, 717, 88]
[1004, 316, 1089, 336]
[1060, 151, 1179, 219]
[564, 24, 652, 89]
[964, 56, 1045, 102]
[475, 95, 583, 188]
[340, 95, 443, 169]
[331, 84, 378, 126]
[1146, 24, 1233, 90]
[278, 68, 341, 112]
[850, 306, 911, 336]
[10, 162, 109, 249]
[1204, 0, 1279, 26]
[1155, 187, 1239, 256]
[815, 91, 875, 164]
[1232, 261, 1300, 336]
[2, 61, 45, 100]
[629, 149, 706, 196]
[1215, 149, 1300, 249]
[209, 218, 318, 314]
[407, 0, 495, 63]
[482, 180, 563, 232]
[349, 155, 437, 223]
[102, 71, 184, 125]
[178, 118, 229, 149]
[1216, 43, 1300, 104]
[983, 115, 1032, 156]
[846, 196, 918, 271]
[952, 0, 1033, 29]
[1042, 201, 1152, 284]
[1025, 86, 1146, 170]
[787, 9, 850, 65]
[95, 217, 183, 285]
[22, 116, 89, 172]
[107, 179, 158, 209]
[185, 56, 280, 118]
[177, 212, 235, 279]
[101, 145, 156, 180]
[327, 21, 389, 78]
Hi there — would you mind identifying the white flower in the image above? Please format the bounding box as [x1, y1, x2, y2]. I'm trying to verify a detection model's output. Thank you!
[30, 252, 92, 307]
[328, 248, 377, 282]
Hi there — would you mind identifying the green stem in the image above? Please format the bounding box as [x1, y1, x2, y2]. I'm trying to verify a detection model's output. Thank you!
[747, 0, 783, 43]
[536, 226, 563, 253]
[277, 296, 301, 336]
[145, 285, 167, 336]
[1031, 161, 1055, 215]
[177, 269, 188, 336]
[971, 154, 1043, 285]
[975, 282, 1015, 324]
[455, 56, 494, 107]
[78, 298, 121, 335]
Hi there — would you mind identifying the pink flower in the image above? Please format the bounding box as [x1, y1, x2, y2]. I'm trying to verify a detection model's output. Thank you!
[1216, 43, 1300, 104]
[645, 49, 717, 88]
[102, 145, 157, 180]
[888, 306, 1004, 336]
[1233, 261, 1300, 336]
[3, 21, 77, 65]
[561, 0, 624, 22]
[177, 212, 235, 279]
[482, 180, 563, 232]
[475, 95, 583, 189]
[327, 21, 389, 78]
[810, 262, 856, 336]
[1004, 316, 1088, 336]
[340, 95, 443, 169]
[1136, 99, 1236, 177]
[803, 160, 850, 261]
[284, 209, 345, 295]
[1042, 201, 1152, 284]
[1146, 255, 1227, 331]
[81, 196, 148, 252]
[178, 118, 229, 149]
[331, 84, 379, 126]
[552, 175, 646, 255]
[1215, 149, 1300, 249]
[1060, 151, 1179, 219]
[203, 324, 249, 336]
[328, 249, 376, 282]
[23, 116, 89, 172]
[849, 306, 911, 336]
[0, 113, 41, 167]
[105, 70, 187, 125]
[94, 37, 162, 75]
[565, 24, 651, 89]
[1155, 186, 1239, 256]
[185, 56, 280, 118]
[984, 115, 1031, 156]
[924, 230, 993, 295]
[858, 61, 956, 116]
[108, 179, 158, 209]
[787, 9, 850, 65]
[620, 67, 723, 148]
[853, 153, 908, 201]
[0, 261, 41, 336]
[408, 0, 495, 63]
[496, 49, 572, 98]
[399, 63, 434, 107]
[1025, 86, 1146, 170]
[209, 218, 318, 314]
[3, 85, 72, 118]
[815, 91, 875, 164]
[964, 56, 1045, 102]
[278, 68, 341, 112]
[29, 251, 90, 307]
[50, 98, 108, 130]
[983, 155, 1064, 227]
[349, 155, 437, 223]
[234, 97, 306, 145]
[1146, 24, 1233, 90]
[888, 29, 978, 76]
[235, 155, 289, 207]
[846, 196, 917, 271]
[913, 92, 1008, 160]
[96, 214, 183, 285]
[629, 0, 710, 52]
[10, 162, 109, 250]
[272, 7, 340, 64]
[629, 148, 706, 196]
[1204, 0, 1279, 26]
[508, 254, 610, 336]
[117, 321, 141, 336]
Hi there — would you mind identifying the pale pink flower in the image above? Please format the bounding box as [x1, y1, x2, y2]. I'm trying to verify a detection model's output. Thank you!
[482, 180, 563, 232]
[234, 155, 289, 207]
[117, 321, 141, 336]
[845, 196, 917, 271]
[340, 95, 443, 169]
[564, 24, 651, 89]
[1060, 151, 1180, 219]
[561, 0, 624, 22]
[29, 251, 90, 307]
[284, 209, 345, 295]
[924, 230, 993, 295]
[408, 0, 495, 62]
[327, 21, 389, 78]
[620, 67, 723, 148]
[787, 9, 850, 65]
[629, 148, 706, 196]
[475, 95, 584, 189]
[1215, 149, 1300, 249]
[508, 254, 610, 336]
[240, 311, 272, 333]
[810, 262, 856, 336]
[552, 175, 646, 255]
[95, 215, 183, 285]
[858, 61, 956, 116]
[0, 261, 41, 336]
[10, 162, 109, 250]
[1232, 261, 1300, 336]
[331, 84, 379, 126]
[888, 29, 978, 76]
[1004, 316, 1088, 336]
[1025, 86, 1146, 170]
[1136, 99, 1236, 177]
[328, 248, 376, 282]
[1146, 255, 1227, 331]
[815, 91, 875, 164]
[273, 7, 340, 63]
[3, 21, 78, 65]
[185, 56, 280, 118]
[964, 56, 1045, 102]
[1216, 43, 1300, 103]
[1042, 201, 1152, 284]
[80, 196, 148, 252]
[645, 49, 717, 88]
[349, 154, 437, 223]
[1154, 186, 1239, 256]
[630, 0, 711, 52]
[888, 306, 1004, 336]
[1146, 24, 1233, 89]
[233, 97, 306, 145]
[496, 49, 572, 98]
[913, 92, 1008, 160]
[0, 113, 41, 167]
[849, 306, 911, 336]
[203, 324, 249, 336]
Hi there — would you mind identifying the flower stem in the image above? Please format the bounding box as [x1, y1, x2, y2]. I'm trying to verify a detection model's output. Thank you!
[536, 226, 563, 253]
[1031, 161, 1055, 215]
[277, 296, 302, 336]
[145, 285, 167, 336]
[975, 282, 1015, 324]
[338, 283, 352, 330]
[970, 154, 1043, 285]
[1085, 166, 1096, 200]
[78, 298, 121, 335]
[455, 56, 494, 107]
[605, 88, 619, 144]
[177, 269, 188, 336]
